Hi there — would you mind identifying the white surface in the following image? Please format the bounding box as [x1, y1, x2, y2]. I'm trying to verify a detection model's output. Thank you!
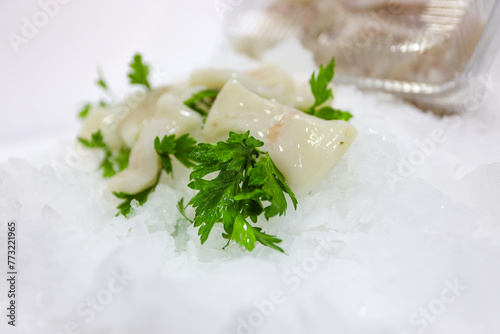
[1, 1, 500, 334]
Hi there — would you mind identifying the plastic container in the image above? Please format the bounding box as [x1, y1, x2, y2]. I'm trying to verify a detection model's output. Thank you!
[225, 0, 500, 114]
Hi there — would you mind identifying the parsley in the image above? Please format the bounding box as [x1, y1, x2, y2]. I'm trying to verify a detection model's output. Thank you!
[305, 58, 353, 121]
[77, 100, 108, 120]
[111, 132, 189, 216]
[180, 131, 297, 253]
[78, 130, 107, 149]
[113, 131, 189, 215]
[113, 148, 131, 172]
[314, 106, 353, 121]
[100, 153, 116, 178]
[77, 68, 112, 120]
[113, 181, 157, 217]
[96, 68, 109, 91]
[308, 58, 335, 112]
[78, 130, 130, 178]
[183, 89, 219, 120]
[154, 134, 198, 176]
[113, 133, 197, 216]
[128, 53, 151, 90]
[78, 103, 92, 119]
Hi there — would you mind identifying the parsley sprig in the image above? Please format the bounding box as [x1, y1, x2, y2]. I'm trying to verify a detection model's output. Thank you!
[113, 133, 198, 217]
[78, 130, 130, 178]
[183, 89, 219, 121]
[78, 100, 108, 119]
[154, 134, 198, 176]
[79, 53, 153, 119]
[78, 103, 92, 119]
[77, 69, 111, 119]
[113, 180, 158, 217]
[305, 58, 353, 121]
[179, 131, 297, 253]
[96, 68, 109, 91]
[128, 54, 151, 90]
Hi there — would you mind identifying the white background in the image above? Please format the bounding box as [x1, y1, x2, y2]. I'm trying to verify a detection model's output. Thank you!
[0, 0, 226, 162]
[2, 0, 500, 162]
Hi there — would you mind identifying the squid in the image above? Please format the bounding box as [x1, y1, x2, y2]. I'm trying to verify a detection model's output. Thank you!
[108, 94, 203, 195]
[190, 64, 314, 110]
[204, 80, 358, 198]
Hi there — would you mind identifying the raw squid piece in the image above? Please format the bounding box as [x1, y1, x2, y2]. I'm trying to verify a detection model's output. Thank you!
[108, 94, 203, 195]
[190, 64, 314, 109]
[117, 86, 174, 149]
[78, 105, 124, 151]
[267, 111, 358, 198]
[203, 80, 296, 143]
[204, 79, 358, 198]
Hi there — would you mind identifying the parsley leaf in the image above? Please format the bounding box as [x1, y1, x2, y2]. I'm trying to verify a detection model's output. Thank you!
[78, 103, 92, 119]
[113, 182, 157, 217]
[305, 58, 353, 121]
[78, 130, 106, 149]
[113, 148, 131, 172]
[99, 152, 117, 178]
[314, 106, 353, 121]
[97, 78, 107, 90]
[183, 89, 219, 120]
[78, 130, 130, 178]
[177, 197, 193, 223]
[99, 147, 130, 178]
[117, 133, 197, 217]
[77, 68, 112, 120]
[231, 215, 257, 251]
[307, 58, 335, 113]
[253, 227, 286, 253]
[77, 100, 108, 120]
[128, 53, 151, 90]
[96, 68, 109, 91]
[249, 152, 298, 219]
[154, 134, 197, 176]
[181, 131, 297, 252]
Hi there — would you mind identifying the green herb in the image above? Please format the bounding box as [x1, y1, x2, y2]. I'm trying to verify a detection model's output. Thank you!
[113, 147, 165, 217]
[113, 133, 197, 216]
[97, 78, 107, 90]
[128, 53, 151, 90]
[98, 153, 115, 177]
[113, 148, 131, 172]
[96, 68, 109, 91]
[183, 89, 219, 120]
[78, 130, 130, 178]
[78, 130, 107, 149]
[305, 58, 353, 121]
[154, 134, 198, 176]
[313, 106, 353, 121]
[78, 103, 92, 119]
[308, 58, 335, 112]
[77, 100, 109, 120]
[113, 181, 157, 217]
[77, 68, 112, 120]
[179, 131, 297, 253]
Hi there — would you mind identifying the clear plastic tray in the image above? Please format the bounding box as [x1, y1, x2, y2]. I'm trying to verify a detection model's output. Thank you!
[225, 0, 500, 114]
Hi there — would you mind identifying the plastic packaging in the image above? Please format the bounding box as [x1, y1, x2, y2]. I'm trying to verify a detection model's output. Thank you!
[225, 0, 500, 113]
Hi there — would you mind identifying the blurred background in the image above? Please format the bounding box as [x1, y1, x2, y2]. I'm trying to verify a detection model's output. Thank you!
[0, 0, 224, 162]
[2, 0, 500, 165]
